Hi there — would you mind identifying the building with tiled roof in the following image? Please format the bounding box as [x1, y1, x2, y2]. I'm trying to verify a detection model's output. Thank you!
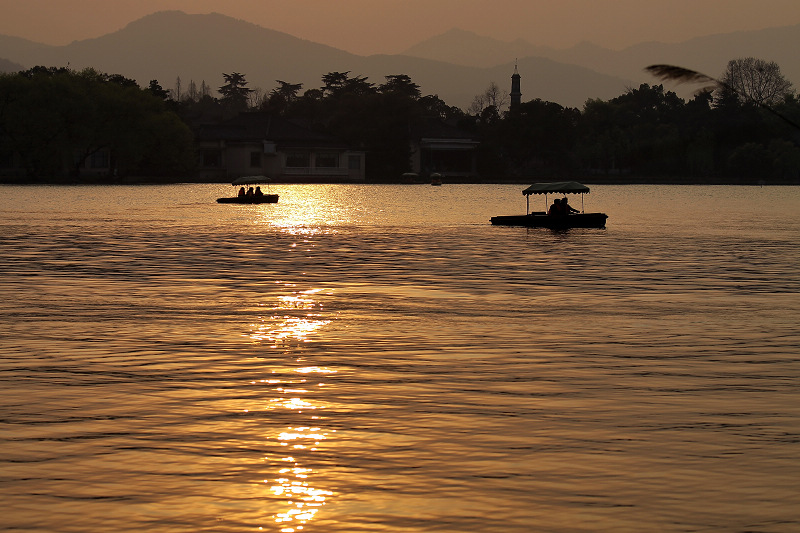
[410, 119, 479, 179]
[196, 112, 365, 182]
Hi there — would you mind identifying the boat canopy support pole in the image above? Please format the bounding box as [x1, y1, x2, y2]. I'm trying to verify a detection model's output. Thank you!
[526, 194, 530, 215]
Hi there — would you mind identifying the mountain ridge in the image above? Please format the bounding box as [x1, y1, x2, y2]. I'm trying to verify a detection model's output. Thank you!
[404, 23, 800, 87]
[1, 11, 796, 109]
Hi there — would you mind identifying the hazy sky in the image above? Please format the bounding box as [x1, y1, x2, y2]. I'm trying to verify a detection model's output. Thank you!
[1, 0, 799, 54]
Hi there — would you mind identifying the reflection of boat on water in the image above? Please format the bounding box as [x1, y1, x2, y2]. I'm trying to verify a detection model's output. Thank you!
[216, 175, 279, 204]
[491, 181, 608, 228]
[430, 173, 442, 186]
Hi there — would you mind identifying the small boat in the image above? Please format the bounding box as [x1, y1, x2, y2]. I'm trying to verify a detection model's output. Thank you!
[217, 176, 278, 204]
[491, 181, 608, 228]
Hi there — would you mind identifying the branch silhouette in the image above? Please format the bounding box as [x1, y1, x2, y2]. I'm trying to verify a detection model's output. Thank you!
[645, 64, 800, 132]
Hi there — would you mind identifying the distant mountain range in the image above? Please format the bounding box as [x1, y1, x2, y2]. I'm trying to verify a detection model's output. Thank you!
[402, 25, 800, 83]
[1, 11, 797, 109]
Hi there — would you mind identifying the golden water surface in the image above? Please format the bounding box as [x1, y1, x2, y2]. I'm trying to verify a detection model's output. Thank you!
[1, 184, 799, 532]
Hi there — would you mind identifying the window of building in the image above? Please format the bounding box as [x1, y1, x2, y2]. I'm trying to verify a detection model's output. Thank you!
[315, 152, 338, 168]
[250, 151, 262, 167]
[285, 152, 310, 167]
[348, 155, 362, 170]
[89, 150, 109, 169]
[0, 150, 14, 169]
[203, 150, 221, 167]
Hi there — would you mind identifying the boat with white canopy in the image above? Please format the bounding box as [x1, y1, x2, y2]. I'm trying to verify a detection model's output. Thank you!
[490, 181, 607, 228]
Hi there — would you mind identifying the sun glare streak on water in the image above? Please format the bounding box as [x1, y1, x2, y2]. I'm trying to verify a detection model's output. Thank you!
[1, 183, 799, 532]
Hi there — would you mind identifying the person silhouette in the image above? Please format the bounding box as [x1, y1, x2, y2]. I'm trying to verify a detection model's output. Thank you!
[548, 198, 562, 216]
[562, 197, 579, 214]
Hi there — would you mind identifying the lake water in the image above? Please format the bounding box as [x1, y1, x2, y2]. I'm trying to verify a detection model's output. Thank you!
[1, 183, 799, 532]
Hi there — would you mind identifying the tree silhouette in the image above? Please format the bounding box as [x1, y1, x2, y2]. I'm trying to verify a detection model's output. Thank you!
[266, 80, 303, 114]
[645, 62, 800, 131]
[720, 58, 794, 106]
[0, 68, 195, 180]
[219, 72, 252, 113]
[379, 75, 421, 99]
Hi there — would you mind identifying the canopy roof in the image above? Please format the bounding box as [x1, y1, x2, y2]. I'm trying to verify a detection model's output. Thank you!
[522, 181, 590, 195]
[231, 175, 271, 185]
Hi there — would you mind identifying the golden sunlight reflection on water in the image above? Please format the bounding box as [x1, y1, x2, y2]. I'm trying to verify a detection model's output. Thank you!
[269, 426, 335, 531]
[262, 367, 337, 532]
[246, 284, 338, 531]
[248, 286, 333, 347]
[252, 184, 375, 229]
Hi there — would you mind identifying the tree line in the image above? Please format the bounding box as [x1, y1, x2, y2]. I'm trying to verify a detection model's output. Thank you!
[0, 67, 196, 180]
[1, 58, 798, 182]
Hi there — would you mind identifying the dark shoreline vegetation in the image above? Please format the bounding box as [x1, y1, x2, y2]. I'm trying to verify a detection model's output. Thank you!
[2, 65, 799, 185]
[0, 175, 785, 186]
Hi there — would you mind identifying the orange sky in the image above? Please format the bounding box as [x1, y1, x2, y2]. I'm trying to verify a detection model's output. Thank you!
[1, 0, 799, 54]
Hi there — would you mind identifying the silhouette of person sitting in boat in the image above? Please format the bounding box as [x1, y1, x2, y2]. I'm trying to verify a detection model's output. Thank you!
[246, 187, 254, 197]
[548, 198, 561, 216]
[254, 186, 264, 197]
[238, 187, 246, 197]
[561, 197, 579, 214]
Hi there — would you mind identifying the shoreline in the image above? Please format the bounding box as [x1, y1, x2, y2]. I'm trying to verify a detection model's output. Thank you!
[0, 176, 797, 186]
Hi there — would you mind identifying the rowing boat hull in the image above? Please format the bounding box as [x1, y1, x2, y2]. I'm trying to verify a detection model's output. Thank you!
[217, 195, 279, 204]
[490, 213, 608, 228]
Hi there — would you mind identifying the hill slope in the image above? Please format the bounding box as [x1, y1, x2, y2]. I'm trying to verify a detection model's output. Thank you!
[0, 10, 632, 109]
[403, 24, 800, 90]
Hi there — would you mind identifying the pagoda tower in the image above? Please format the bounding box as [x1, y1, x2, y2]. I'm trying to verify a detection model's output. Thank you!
[510, 61, 522, 110]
